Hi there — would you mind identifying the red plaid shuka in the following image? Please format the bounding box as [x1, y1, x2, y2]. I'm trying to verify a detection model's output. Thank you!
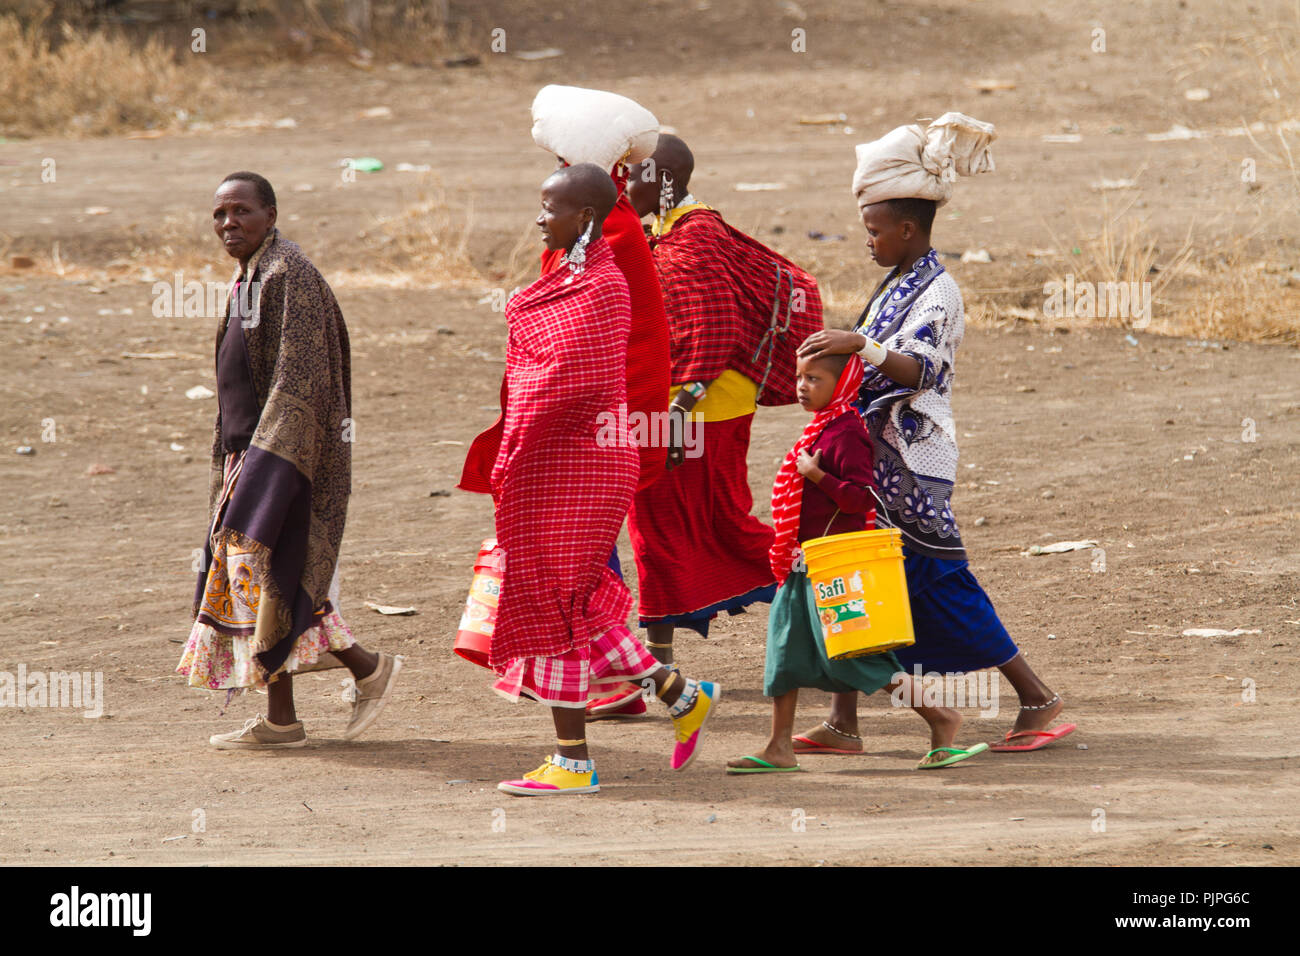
[650, 208, 824, 406]
[769, 356, 866, 583]
[628, 413, 775, 621]
[469, 238, 640, 666]
[461, 189, 669, 497]
[541, 179, 671, 491]
[492, 624, 659, 708]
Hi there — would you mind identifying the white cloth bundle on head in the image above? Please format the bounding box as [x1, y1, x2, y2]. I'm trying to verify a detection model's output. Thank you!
[852, 112, 996, 210]
[531, 85, 659, 172]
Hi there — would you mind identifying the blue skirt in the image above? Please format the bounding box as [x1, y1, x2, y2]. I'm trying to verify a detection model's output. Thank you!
[892, 548, 1019, 675]
[639, 582, 777, 638]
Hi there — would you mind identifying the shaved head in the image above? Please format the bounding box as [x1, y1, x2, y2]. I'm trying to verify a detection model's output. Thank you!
[537, 162, 619, 253]
[627, 132, 696, 218]
[544, 162, 619, 223]
[650, 133, 694, 189]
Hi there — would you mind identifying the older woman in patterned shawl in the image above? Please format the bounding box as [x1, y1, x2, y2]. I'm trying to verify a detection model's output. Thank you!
[177, 172, 403, 749]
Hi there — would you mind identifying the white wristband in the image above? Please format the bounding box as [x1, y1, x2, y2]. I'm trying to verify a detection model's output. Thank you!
[858, 335, 888, 366]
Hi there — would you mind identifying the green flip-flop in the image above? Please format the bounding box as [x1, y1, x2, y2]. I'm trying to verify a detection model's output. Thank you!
[726, 755, 805, 775]
[916, 742, 989, 770]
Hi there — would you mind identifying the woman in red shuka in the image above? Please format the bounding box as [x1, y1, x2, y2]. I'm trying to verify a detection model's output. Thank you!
[458, 164, 719, 796]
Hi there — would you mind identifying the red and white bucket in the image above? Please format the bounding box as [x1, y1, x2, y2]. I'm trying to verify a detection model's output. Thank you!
[454, 538, 505, 668]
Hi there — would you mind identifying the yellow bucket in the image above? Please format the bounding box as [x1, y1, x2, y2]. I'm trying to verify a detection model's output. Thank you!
[801, 528, 914, 660]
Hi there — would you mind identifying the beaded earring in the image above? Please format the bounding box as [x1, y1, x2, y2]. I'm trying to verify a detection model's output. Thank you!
[566, 218, 594, 277]
[658, 170, 676, 222]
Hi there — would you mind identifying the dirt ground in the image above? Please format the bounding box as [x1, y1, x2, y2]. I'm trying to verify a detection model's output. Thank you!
[1, 0, 1298, 866]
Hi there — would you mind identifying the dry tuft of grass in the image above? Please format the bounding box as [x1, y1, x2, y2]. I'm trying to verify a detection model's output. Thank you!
[1174, 252, 1300, 345]
[1231, 8, 1300, 199]
[1042, 194, 1197, 331]
[355, 173, 480, 286]
[0, 11, 227, 138]
[500, 220, 546, 292]
[972, 199, 1300, 345]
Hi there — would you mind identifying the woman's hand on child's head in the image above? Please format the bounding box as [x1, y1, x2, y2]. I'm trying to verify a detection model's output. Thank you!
[797, 329, 867, 361]
[796, 448, 825, 483]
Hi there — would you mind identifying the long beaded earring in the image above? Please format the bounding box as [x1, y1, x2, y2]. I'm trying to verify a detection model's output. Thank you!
[566, 218, 594, 277]
[658, 170, 675, 222]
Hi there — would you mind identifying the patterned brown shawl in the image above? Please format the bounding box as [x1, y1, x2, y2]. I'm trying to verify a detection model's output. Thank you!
[192, 229, 352, 677]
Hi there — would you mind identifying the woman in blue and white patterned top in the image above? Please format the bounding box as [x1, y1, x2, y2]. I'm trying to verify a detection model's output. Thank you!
[792, 116, 1076, 757]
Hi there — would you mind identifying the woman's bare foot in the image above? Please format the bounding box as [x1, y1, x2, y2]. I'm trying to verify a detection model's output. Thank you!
[727, 739, 799, 770]
[1009, 693, 1064, 736]
[792, 720, 864, 753]
[915, 706, 963, 766]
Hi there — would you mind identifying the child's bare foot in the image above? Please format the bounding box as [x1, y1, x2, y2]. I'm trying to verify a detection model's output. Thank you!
[791, 720, 863, 753]
[1009, 693, 1064, 736]
[727, 739, 798, 771]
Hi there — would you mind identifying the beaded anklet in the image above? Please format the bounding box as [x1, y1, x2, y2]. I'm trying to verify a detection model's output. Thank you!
[823, 720, 862, 740]
[668, 677, 699, 718]
[1019, 694, 1061, 712]
[549, 753, 595, 773]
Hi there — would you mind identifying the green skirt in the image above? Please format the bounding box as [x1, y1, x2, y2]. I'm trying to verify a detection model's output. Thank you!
[764, 569, 903, 698]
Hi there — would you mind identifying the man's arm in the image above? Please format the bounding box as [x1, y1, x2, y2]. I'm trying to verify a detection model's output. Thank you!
[666, 379, 712, 470]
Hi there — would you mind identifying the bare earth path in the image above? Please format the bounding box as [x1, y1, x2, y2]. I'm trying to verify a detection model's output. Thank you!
[2, 277, 1296, 865]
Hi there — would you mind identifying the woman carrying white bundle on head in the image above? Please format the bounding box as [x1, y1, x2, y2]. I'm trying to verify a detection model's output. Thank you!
[461, 84, 675, 720]
[793, 113, 1077, 762]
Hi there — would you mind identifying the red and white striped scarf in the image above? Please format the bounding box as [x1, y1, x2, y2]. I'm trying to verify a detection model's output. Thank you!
[768, 356, 866, 583]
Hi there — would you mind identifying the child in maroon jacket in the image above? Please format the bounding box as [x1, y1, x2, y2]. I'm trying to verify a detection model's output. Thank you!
[726, 352, 985, 772]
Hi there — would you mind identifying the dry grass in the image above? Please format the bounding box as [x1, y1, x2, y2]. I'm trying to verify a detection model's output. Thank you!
[0, 11, 227, 138]
[190, 1, 466, 67]
[0, 2, 466, 138]
[1040, 193, 1197, 331]
[1231, 5, 1300, 200]
[1173, 253, 1300, 345]
[1, 212, 219, 286]
[961, 210, 1300, 345]
[353, 173, 481, 286]
[501, 220, 546, 292]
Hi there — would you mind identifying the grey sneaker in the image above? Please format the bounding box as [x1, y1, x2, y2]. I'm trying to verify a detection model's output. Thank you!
[342, 653, 404, 740]
[209, 715, 307, 750]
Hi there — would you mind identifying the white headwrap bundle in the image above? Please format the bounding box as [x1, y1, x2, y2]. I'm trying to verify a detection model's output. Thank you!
[530, 85, 659, 173]
[852, 112, 996, 210]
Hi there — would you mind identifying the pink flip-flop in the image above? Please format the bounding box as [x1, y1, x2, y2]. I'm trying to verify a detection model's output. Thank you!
[989, 723, 1078, 752]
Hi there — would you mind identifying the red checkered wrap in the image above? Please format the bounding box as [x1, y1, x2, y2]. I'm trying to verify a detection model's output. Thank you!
[628, 413, 775, 618]
[492, 625, 659, 707]
[769, 356, 866, 583]
[483, 238, 641, 666]
[650, 209, 824, 406]
[459, 193, 670, 496]
[542, 188, 671, 491]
